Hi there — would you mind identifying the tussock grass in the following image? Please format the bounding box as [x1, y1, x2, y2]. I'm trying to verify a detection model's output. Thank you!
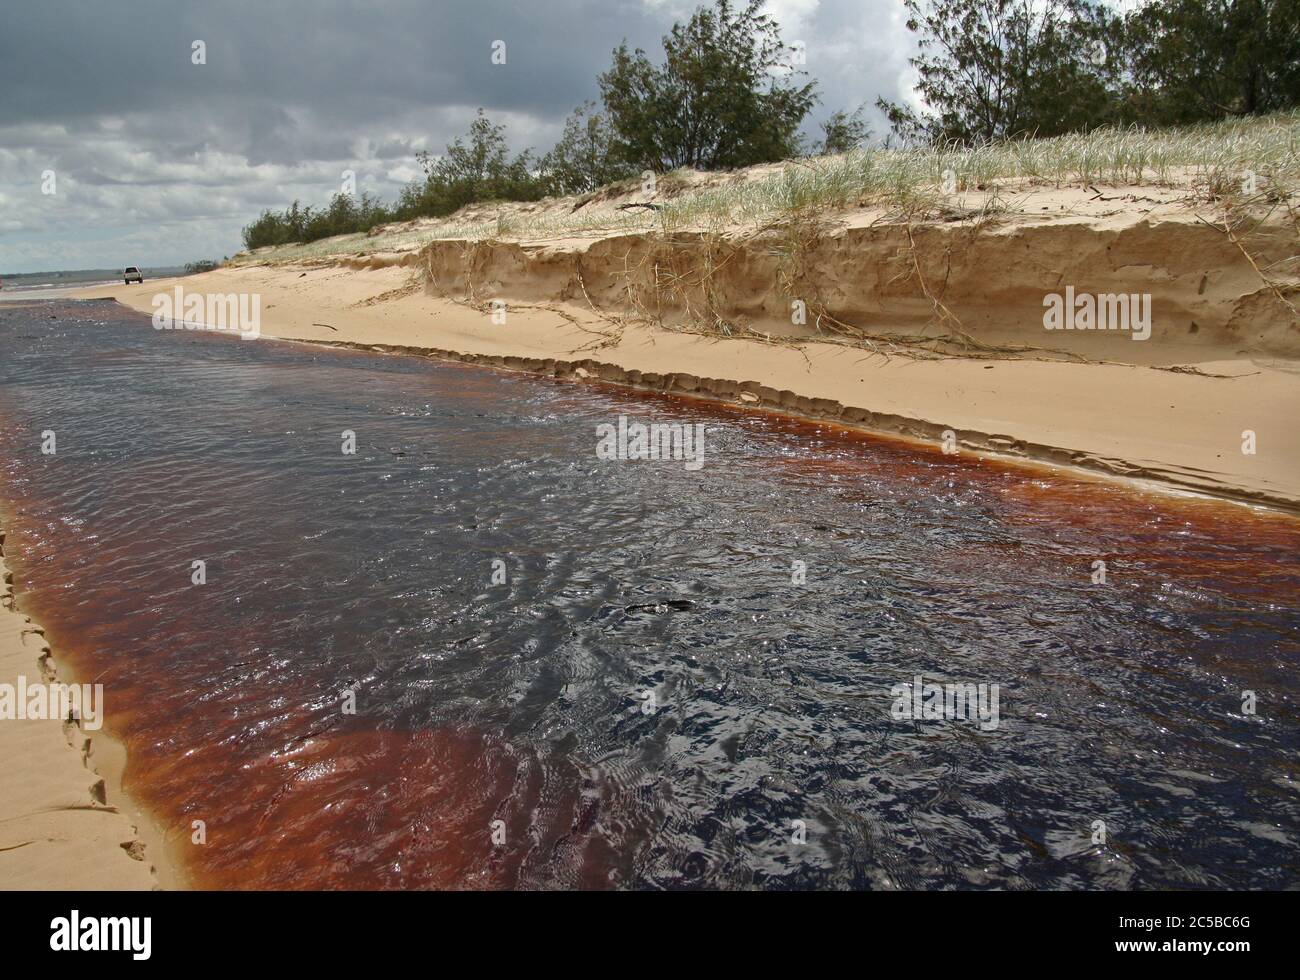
[662, 110, 1299, 230]
[234, 111, 1299, 265]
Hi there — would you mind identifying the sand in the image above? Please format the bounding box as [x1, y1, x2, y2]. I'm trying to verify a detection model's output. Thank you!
[0, 524, 158, 889]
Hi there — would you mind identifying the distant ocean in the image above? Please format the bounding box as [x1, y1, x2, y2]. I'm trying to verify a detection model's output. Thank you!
[0, 266, 190, 294]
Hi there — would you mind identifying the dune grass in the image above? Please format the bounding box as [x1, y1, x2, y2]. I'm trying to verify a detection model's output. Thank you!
[233, 110, 1300, 265]
[664, 110, 1299, 226]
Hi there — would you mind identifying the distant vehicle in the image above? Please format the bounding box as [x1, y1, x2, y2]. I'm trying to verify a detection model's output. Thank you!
[124, 266, 144, 284]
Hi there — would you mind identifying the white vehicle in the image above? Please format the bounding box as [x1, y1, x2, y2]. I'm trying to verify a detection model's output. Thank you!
[124, 266, 144, 284]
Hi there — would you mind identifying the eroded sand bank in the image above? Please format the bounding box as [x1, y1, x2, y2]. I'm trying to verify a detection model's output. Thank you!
[81, 219, 1300, 513]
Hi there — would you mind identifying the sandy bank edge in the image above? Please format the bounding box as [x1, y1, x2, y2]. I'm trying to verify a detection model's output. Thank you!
[77, 256, 1300, 516]
[0, 511, 176, 890]
[297, 334, 1300, 516]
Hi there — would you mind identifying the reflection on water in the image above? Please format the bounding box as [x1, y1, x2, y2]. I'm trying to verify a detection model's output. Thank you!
[1, 300, 1297, 890]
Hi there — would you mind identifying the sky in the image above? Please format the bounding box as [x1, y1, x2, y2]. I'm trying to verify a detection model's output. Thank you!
[0, 0, 920, 274]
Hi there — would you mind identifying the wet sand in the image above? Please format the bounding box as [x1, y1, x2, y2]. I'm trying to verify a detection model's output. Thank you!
[0, 517, 159, 889]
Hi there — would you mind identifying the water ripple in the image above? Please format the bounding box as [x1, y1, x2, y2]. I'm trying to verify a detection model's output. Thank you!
[0, 300, 1297, 890]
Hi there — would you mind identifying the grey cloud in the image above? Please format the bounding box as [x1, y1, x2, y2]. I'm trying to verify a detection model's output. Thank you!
[0, 0, 915, 272]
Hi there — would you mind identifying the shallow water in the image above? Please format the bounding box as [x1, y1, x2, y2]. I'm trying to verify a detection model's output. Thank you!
[1, 300, 1297, 890]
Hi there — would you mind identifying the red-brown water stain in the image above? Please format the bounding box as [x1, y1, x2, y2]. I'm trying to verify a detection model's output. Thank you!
[0, 494, 600, 891]
[155, 724, 578, 890]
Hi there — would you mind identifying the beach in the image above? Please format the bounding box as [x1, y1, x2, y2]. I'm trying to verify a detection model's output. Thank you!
[5, 144, 1297, 892]
[9, 0, 1300, 951]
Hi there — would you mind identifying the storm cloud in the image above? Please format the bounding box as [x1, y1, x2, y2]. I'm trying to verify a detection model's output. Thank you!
[0, 0, 916, 272]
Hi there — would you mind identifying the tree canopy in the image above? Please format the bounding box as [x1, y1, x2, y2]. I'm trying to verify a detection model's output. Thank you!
[598, 0, 817, 171]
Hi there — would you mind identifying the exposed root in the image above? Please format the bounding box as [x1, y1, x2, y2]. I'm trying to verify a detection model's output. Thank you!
[1195, 199, 1299, 318]
[416, 182, 1292, 366]
[1153, 364, 1261, 379]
